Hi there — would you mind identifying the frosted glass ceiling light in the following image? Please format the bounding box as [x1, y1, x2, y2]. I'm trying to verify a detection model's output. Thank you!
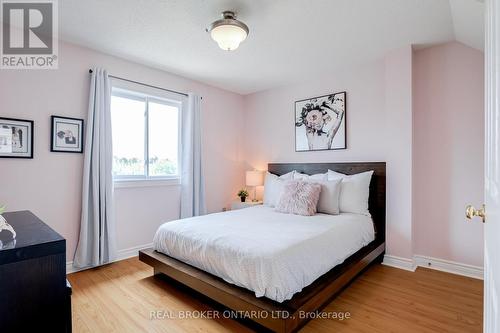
[208, 11, 249, 51]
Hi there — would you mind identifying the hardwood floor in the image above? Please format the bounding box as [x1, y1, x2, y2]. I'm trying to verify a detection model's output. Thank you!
[67, 257, 483, 333]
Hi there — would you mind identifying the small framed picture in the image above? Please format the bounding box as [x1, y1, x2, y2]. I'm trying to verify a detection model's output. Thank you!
[0, 117, 34, 159]
[51, 116, 84, 153]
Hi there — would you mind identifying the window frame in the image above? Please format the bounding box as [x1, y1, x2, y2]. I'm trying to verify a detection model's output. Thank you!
[110, 79, 184, 185]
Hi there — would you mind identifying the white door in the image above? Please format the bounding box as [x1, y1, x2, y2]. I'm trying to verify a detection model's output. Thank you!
[484, 0, 500, 331]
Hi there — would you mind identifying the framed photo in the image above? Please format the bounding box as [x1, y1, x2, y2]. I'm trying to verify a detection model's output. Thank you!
[51, 116, 84, 153]
[0, 117, 34, 158]
[295, 91, 346, 151]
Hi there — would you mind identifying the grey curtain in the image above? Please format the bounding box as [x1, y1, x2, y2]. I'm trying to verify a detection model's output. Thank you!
[74, 68, 115, 268]
[180, 93, 207, 218]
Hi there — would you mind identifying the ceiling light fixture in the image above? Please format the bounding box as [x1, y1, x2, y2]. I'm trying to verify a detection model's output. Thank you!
[208, 11, 249, 51]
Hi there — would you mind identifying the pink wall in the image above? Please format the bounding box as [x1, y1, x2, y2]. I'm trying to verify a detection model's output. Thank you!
[242, 58, 387, 171]
[0, 41, 245, 260]
[413, 42, 484, 267]
[385, 46, 414, 260]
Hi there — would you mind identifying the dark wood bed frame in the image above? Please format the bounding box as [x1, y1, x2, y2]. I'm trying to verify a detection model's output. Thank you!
[139, 162, 386, 332]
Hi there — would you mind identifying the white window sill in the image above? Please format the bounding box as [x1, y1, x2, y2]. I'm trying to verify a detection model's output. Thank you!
[113, 178, 180, 189]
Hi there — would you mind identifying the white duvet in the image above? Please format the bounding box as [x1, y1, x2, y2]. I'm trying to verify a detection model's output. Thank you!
[153, 205, 375, 302]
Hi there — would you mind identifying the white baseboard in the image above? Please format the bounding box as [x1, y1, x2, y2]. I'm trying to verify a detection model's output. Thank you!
[383, 254, 483, 280]
[414, 255, 484, 280]
[382, 255, 416, 271]
[66, 243, 153, 274]
[115, 243, 153, 261]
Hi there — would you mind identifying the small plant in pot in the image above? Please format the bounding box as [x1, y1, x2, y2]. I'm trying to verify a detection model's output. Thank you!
[237, 189, 249, 202]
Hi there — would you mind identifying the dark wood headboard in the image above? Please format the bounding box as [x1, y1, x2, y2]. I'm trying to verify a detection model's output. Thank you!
[268, 162, 386, 243]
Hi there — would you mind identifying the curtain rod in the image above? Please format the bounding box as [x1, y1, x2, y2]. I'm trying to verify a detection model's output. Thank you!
[89, 69, 189, 97]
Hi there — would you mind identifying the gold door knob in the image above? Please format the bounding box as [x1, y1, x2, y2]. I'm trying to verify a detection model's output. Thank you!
[465, 204, 486, 223]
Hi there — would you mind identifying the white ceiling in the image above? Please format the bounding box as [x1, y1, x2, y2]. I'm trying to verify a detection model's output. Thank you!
[449, 0, 485, 50]
[57, 0, 484, 95]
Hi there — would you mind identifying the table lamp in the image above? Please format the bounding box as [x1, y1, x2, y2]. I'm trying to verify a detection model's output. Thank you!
[246, 170, 264, 202]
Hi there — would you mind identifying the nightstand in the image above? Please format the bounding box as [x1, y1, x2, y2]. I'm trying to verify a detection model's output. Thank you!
[231, 200, 263, 210]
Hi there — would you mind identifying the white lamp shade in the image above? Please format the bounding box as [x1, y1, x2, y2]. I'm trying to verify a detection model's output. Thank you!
[246, 170, 264, 186]
[210, 24, 247, 51]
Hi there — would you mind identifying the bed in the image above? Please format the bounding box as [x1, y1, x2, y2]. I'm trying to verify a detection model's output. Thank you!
[140, 162, 386, 332]
[153, 206, 375, 302]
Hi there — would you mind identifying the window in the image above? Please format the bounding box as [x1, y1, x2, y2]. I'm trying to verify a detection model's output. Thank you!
[110, 83, 183, 183]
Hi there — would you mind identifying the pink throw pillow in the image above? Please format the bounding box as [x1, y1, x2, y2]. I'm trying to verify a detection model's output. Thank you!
[275, 180, 322, 216]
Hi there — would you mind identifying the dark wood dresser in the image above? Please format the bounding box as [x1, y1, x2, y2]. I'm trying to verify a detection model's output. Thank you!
[0, 210, 71, 332]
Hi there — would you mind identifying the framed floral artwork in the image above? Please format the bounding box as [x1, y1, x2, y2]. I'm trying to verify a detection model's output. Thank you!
[51, 116, 84, 153]
[295, 91, 346, 151]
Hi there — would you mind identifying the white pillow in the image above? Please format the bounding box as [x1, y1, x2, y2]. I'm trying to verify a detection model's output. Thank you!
[293, 172, 327, 181]
[263, 171, 294, 207]
[293, 173, 341, 215]
[315, 178, 342, 215]
[327, 170, 374, 215]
